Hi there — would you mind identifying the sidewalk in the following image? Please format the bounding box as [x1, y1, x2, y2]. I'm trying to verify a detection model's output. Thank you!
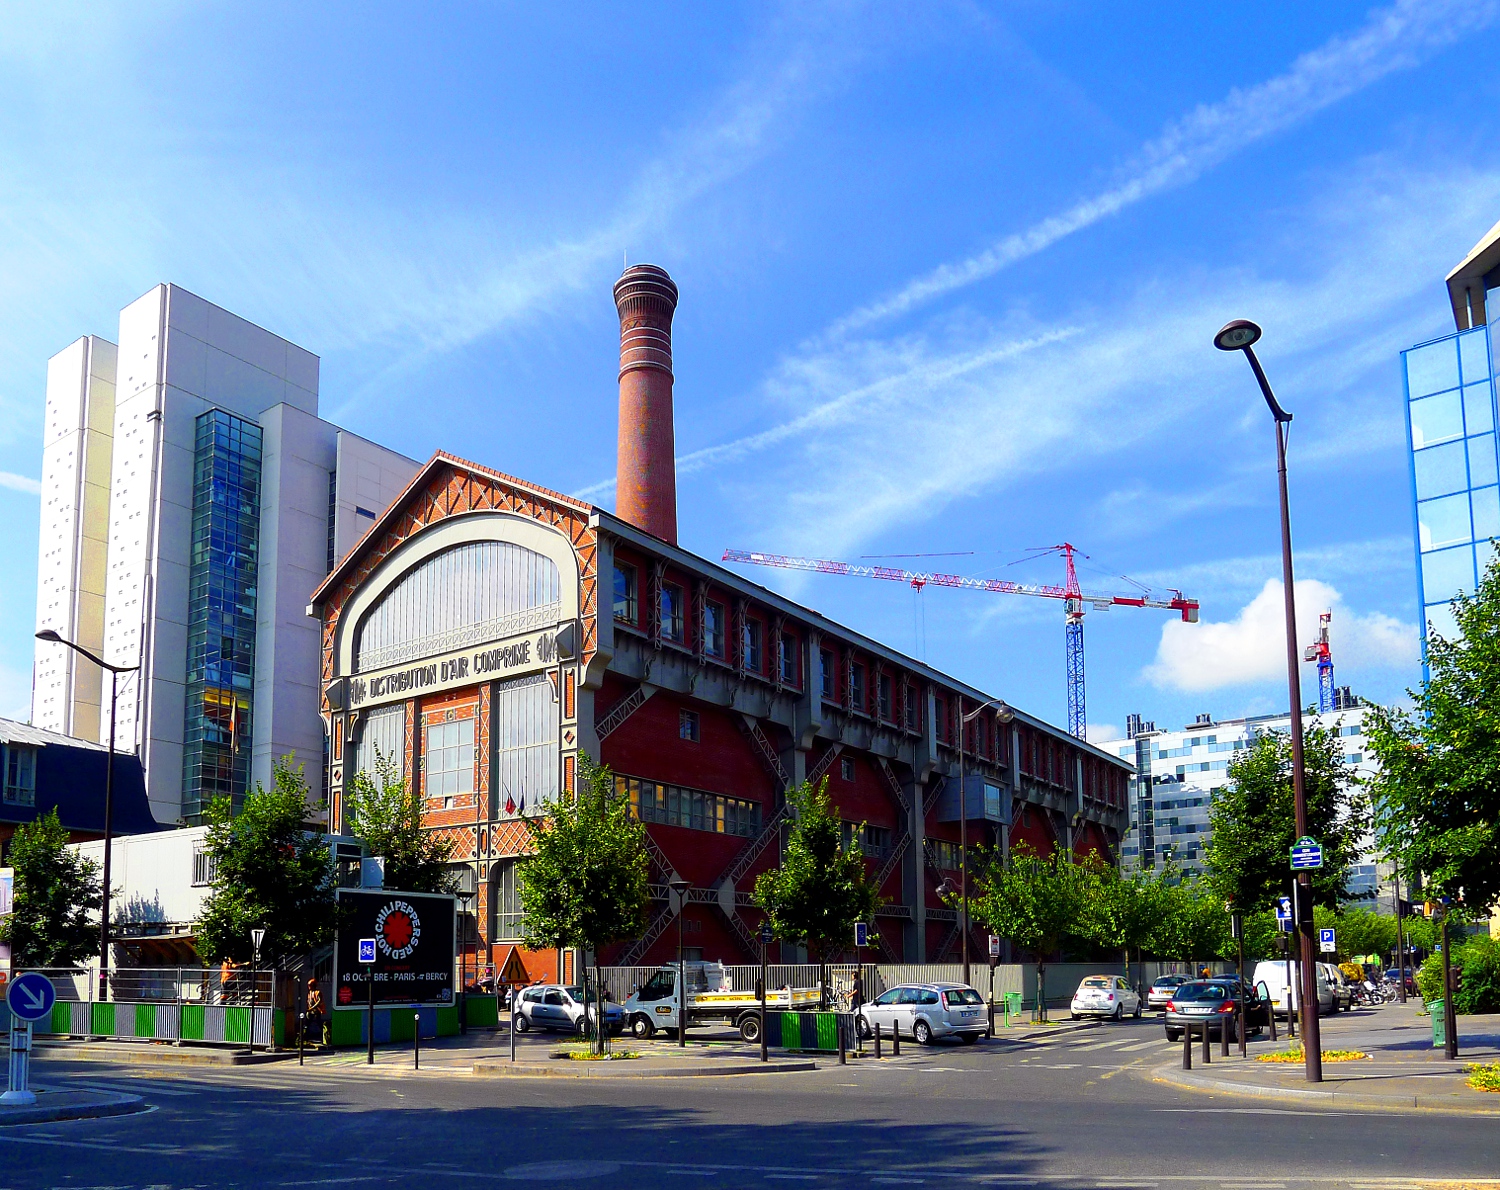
[0, 1084, 146, 1126]
[1148, 1001, 1500, 1113]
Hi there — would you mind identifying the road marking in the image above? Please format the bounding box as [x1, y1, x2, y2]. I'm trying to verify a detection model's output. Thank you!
[1073, 1039, 1134, 1051]
[1219, 1183, 1286, 1189]
[766, 1176, 820, 1182]
[1117, 1040, 1164, 1052]
[872, 1179, 928, 1186]
[1094, 1181, 1158, 1187]
[1043, 1063, 1080, 1069]
[71, 1081, 196, 1098]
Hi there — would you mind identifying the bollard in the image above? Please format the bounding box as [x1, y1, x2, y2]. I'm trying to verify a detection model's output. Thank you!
[1182, 1026, 1192, 1070]
[1201, 1020, 1211, 1064]
[891, 1021, 901, 1056]
[1237, 1005, 1246, 1058]
[298, 1012, 306, 1067]
[838, 1020, 847, 1066]
[1221, 1015, 1230, 1057]
[1268, 1005, 1278, 1043]
[988, 998, 995, 1038]
[874, 1022, 882, 1060]
[414, 1012, 421, 1070]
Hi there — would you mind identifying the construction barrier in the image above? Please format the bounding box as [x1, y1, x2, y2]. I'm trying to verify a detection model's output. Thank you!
[330, 1005, 461, 1047]
[772, 1011, 854, 1053]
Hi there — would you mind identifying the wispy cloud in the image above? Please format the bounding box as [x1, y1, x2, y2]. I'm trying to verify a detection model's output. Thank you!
[1145, 577, 1418, 693]
[830, 0, 1498, 335]
[0, 471, 40, 495]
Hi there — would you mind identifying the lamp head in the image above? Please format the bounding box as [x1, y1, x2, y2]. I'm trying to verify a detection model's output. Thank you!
[35, 629, 63, 643]
[993, 701, 1015, 724]
[1213, 319, 1262, 352]
[668, 878, 690, 895]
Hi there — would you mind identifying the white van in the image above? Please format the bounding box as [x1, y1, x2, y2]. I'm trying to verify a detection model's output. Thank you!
[1251, 959, 1335, 1017]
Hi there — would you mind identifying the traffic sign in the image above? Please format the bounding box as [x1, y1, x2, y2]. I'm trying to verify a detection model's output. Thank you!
[1319, 928, 1336, 953]
[358, 937, 377, 965]
[1289, 835, 1324, 870]
[6, 973, 55, 1023]
[854, 922, 869, 948]
[759, 921, 774, 945]
[988, 934, 1001, 959]
[1275, 896, 1292, 921]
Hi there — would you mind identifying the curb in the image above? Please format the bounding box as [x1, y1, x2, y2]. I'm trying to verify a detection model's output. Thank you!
[0, 1088, 147, 1127]
[1146, 1060, 1500, 1116]
[35, 1041, 297, 1067]
[471, 1058, 818, 1078]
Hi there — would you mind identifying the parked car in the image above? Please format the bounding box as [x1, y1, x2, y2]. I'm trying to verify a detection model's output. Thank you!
[1069, 975, 1142, 1021]
[512, 984, 625, 1036]
[1250, 960, 1335, 1018]
[1164, 980, 1267, 1040]
[1385, 967, 1417, 996]
[1199, 976, 1272, 1032]
[1320, 963, 1353, 1012]
[855, 983, 988, 1045]
[1146, 974, 1192, 1011]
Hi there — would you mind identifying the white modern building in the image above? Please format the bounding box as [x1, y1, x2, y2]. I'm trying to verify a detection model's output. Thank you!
[34, 284, 419, 825]
[1099, 690, 1385, 903]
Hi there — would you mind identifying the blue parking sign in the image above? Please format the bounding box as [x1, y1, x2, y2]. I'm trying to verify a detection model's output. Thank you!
[358, 937, 377, 965]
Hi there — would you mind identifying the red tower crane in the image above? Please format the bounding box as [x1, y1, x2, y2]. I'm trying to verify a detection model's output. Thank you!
[722, 544, 1200, 741]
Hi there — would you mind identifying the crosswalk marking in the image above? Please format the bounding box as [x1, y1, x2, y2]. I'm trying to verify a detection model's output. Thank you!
[1073, 1038, 1134, 1051]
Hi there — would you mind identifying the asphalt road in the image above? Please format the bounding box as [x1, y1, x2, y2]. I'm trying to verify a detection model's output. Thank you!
[5, 1014, 1497, 1190]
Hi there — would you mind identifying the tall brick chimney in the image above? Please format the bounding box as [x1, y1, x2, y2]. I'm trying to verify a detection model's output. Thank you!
[614, 264, 679, 544]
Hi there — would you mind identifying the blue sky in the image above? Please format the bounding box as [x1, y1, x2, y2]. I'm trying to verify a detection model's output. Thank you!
[2, 1, 1496, 741]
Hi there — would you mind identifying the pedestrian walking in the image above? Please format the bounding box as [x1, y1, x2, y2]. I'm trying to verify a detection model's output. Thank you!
[306, 977, 327, 1046]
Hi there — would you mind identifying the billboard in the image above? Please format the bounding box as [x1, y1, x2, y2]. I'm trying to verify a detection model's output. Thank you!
[333, 888, 456, 1009]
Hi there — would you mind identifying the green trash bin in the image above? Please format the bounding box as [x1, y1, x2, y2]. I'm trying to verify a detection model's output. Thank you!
[1430, 1000, 1446, 1048]
[1003, 992, 1023, 1023]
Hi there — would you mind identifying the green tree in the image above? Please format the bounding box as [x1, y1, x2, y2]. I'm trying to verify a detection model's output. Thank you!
[0, 808, 101, 967]
[1367, 554, 1500, 914]
[966, 843, 1100, 1021]
[753, 777, 880, 1007]
[516, 755, 650, 1053]
[1151, 879, 1230, 967]
[345, 749, 457, 893]
[1094, 864, 1173, 989]
[1204, 725, 1370, 912]
[1315, 906, 1396, 963]
[196, 756, 337, 967]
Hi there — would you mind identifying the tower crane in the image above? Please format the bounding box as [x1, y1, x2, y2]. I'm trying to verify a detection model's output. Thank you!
[723, 544, 1200, 742]
[1303, 610, 1335, 713]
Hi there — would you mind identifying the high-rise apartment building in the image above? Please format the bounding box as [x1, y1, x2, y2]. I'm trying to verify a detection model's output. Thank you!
[34, 285, 418, 825]
[1404, 220, 1500, 647]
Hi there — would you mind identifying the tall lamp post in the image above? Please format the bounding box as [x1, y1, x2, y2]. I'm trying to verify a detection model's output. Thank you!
[35, 629, 139, 1001]
[957, 697, 1015, 988]
[669, 877, 690, 1048]
[1213, 320, 1323, 1083]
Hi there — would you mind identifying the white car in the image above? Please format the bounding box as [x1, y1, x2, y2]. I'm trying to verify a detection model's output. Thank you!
[1070, 975, 1142, 1020]
[855, 982, 988, 1045]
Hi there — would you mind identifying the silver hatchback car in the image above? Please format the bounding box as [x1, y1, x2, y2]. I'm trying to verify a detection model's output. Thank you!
[856, 982, 988, 1045]
[512, 984, 625, 1036]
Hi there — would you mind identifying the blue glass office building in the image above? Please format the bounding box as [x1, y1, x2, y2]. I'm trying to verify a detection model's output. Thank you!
[1403, 326, 1500, 645]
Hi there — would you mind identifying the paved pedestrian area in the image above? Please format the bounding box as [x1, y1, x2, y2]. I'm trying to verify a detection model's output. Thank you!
[1150, 1004, 1500, 1111]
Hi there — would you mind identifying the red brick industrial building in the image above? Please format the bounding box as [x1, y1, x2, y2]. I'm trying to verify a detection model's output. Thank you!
[310, 265, 1130, 983]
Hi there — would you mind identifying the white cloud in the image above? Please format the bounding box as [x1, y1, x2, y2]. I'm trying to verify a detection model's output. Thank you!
[1086, 723, 1123, 746]
[1145, 578, 1419, 694]
[0, 471, 40, 495]
[829, 0, 1499, 335]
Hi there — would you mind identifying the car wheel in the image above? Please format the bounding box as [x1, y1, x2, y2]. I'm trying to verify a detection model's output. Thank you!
[575, 1017, 589, 1038]
[739, 1015, 762, 1044]
[913, 1019, 933, 1046]
[1070, 1012, 1079, 1020]
[631, 1015, 654, 1040]
[513, 1012, 530, 1034]
[960, 1032, 979, 1045]
[856, 1016, 872, 1040]
[1134, 1003, 1143, 1019]
[1113, 1004, 1123, 1021]
[1166, 1029, 1180, 1042]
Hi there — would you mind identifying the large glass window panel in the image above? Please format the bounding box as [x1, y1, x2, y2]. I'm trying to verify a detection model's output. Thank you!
[1474, 487, 1500, 545]
[355, 704, 405, 781]
[424, 717, 475, 799]
[493, 673, 557, 817]
[1425, 601, 1460, 642]
[1421, 544, 1476, 604]
[1414, 440, 1469, 499]
[1418, 491, 1473, 551]
[1469, 434, 1499, 489]
[1460, 327, 1490, 385]
[1406, 339, 1460, 398]
[1463, 384, 1494, 436]
[1409, 390, 1464, 448]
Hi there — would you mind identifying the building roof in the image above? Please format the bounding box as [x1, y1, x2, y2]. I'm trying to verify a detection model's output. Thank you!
[1446, 218, 1500, 330]
[0, 717, 161, 836]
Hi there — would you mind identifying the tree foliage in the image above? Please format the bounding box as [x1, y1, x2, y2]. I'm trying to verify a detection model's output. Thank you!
[345, 749, 456, 894]
[1204, 725, 1370, 911]
[965, 842, 1100, 1019]
[754, 776, 880, 976]
[1093, 864, 1173, 984]
[1366, 553, 1500, 914]
[195, 756, 337, 966]
[0, 808, 101, 967]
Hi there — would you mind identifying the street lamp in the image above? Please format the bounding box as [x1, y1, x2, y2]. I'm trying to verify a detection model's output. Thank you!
[669, 877, 691, 1048]
[957, 697, 1015, 988]
[35, 629, 140, 1001]
[1214, 320, 1323, 1084]
[456, 888, 474, 1035]
[249, 927, 265, 1052]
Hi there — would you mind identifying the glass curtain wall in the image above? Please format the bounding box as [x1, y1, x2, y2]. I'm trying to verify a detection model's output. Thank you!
[182, 410, 262, 821]
[1404, 326, 1500, 648]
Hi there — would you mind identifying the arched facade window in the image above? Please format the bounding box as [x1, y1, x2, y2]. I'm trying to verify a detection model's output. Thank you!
[355, 540, 561, 670]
